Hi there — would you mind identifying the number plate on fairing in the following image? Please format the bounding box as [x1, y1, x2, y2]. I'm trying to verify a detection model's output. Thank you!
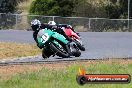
[41, 33, 49, 43]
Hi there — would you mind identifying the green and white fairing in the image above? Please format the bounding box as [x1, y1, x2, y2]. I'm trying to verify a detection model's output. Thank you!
[37, 28, 68, 48]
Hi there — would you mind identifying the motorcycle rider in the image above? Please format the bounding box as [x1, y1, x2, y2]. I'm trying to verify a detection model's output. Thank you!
[47, 21, 73, 40]
[48, 21, 80, 36]
[31, 19, 72, 49]
[31, 19, 41, 48]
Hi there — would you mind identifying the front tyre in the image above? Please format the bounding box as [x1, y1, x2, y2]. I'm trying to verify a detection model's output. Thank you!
[42, 48, 53, 59]
[74, 40, 85, 51]
[50, 43, 70, 58]
[78, 44, 85, 51]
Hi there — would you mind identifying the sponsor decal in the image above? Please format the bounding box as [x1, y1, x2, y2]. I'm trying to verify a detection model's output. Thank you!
[76, 68, 131, 85]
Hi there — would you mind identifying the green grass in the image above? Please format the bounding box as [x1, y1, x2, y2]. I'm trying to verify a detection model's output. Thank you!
[0, 60, 132, 88]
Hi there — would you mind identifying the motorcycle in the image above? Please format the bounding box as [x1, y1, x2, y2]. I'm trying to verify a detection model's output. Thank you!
[37, 28, 81, 58]
[57, 24, 85, 51]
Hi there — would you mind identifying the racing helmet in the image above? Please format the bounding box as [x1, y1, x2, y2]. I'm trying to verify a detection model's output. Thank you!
[48, 21, 56, 26]
[31, 19, 41, 31]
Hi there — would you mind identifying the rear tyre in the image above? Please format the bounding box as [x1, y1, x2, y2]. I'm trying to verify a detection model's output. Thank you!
[50, 43, 70, 58]
[72, 50, 81, 57]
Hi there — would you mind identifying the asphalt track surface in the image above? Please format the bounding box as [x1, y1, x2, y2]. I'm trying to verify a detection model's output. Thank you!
[0, 30, 132, 64]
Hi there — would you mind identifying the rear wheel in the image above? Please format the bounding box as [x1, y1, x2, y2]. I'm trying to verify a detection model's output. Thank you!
[50, 43, 70, 58]
[72, 50, 81, 57]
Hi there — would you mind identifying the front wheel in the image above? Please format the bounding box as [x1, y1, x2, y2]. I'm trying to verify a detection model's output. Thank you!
[42, 48, 53, 59]
[73, 39, 85, 51]
[50, 43, 70, 58]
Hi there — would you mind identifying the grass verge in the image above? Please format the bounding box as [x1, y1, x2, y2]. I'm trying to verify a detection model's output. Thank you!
[0, 42, 41, 60]
[0, 59, 132, 88]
